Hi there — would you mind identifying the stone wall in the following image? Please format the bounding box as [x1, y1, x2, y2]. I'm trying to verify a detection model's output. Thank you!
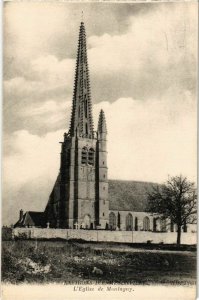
[12, 228, 196, 245]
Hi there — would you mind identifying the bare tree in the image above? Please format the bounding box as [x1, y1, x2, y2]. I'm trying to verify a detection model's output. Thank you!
[147, 175, 197, 245]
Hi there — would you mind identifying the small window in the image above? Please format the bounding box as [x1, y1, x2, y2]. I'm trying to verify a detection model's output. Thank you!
[85, 123, 88, 135]
[103, 200, 105, 205]
[104, 174, 106, 178]
[103, 161, 104, 165]
[103, 213, 105, 216]
[103, 187, 105, 190]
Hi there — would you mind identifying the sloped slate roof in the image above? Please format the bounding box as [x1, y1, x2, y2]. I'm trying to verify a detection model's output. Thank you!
[108, 180, 156, 212]
[14, 214, 26, 228]
[14, 211, 46, 227]
[28, 212, 46, 227]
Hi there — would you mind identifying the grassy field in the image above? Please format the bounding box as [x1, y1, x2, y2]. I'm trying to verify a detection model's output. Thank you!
[2, 240, 196, 285]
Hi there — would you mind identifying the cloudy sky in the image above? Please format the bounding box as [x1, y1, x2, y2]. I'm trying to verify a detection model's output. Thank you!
[3, 2, 197, 225]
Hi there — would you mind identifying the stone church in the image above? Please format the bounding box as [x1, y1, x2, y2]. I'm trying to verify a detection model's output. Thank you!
[14, 22, 194, 234]
[44, 22, 108, 230]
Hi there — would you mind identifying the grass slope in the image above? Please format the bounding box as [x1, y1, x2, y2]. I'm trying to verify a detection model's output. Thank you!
[2, 240, 196, 285]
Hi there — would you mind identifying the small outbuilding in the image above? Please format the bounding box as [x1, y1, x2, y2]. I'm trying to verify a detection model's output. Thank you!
[14, 210, 46, 228]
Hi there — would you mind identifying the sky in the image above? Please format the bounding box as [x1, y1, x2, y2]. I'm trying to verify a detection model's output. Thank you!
[3, 2, 197, 225]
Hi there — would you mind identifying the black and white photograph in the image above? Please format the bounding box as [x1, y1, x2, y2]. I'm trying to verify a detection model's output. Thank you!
[2, 1, 197, 299]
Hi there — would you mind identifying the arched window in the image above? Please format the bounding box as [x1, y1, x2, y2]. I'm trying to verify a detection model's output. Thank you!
[135, 217, 138, 231]
[160, 218, 166, 232]
[143, 216, 150, 231]
[126, 213, 133, 231]
[85, 123, 88, 135]
[109, 212, 116, 230]
[81, 147, 87, 165]
[88, 148, 95, 166]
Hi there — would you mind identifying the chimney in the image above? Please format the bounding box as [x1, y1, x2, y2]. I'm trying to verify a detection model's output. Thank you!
[19, 209, 23, 221]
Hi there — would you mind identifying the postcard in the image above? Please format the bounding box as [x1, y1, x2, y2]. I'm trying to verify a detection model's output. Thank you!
[2, 1, 197, 299]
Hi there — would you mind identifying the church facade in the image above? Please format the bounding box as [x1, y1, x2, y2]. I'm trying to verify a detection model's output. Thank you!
[14, 22, 195, 234]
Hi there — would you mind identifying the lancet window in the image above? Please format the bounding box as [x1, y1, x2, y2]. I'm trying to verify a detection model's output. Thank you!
[81, 147, 87, 164]
[88, 148, 95, 166]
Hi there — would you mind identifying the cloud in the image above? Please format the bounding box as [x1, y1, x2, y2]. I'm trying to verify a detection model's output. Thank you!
[4, 55, 75, 98]
[88, 3, 197, 101]
[3, 54, 75, 134]
[19, 100, 72, 131]
[3, 129, 64, 188]
[3, 3, 197, 137]
[3, 2, 197, 225]
[4, 2, 148, 64]
[4, 77, 43, 97]
[30, 55, 75, 87]
[4, 93, 196, 187]
[4, 3, 72, 60]
[22, 100, 69, 117]
[94, 94, 196, 183]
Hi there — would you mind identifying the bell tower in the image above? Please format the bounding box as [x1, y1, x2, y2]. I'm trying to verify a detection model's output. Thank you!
[45, 22, 109, 229]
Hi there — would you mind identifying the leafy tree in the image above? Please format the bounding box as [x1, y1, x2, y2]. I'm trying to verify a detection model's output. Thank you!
[147, 175, 197, 245]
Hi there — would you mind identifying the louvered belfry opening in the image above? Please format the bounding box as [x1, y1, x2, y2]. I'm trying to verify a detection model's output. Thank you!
[69, 22, 94, 138]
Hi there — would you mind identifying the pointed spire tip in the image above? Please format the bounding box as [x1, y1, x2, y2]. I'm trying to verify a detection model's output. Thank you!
[69, 20, 94, 137]
[98, 109, 107, 134]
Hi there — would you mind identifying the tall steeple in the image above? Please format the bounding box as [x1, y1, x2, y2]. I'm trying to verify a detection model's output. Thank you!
[69, 22, 94, 138]
[45, 21, 109, 230]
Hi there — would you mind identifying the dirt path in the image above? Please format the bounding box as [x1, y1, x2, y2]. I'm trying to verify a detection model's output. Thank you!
[74, 242, 196, 255]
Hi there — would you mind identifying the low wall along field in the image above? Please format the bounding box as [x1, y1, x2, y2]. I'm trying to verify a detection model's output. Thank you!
[12, 228, 196, 245]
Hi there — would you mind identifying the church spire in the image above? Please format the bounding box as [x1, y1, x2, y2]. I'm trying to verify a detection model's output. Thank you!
[69, 22, 94, 137]
[98, 109, 107, 133]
